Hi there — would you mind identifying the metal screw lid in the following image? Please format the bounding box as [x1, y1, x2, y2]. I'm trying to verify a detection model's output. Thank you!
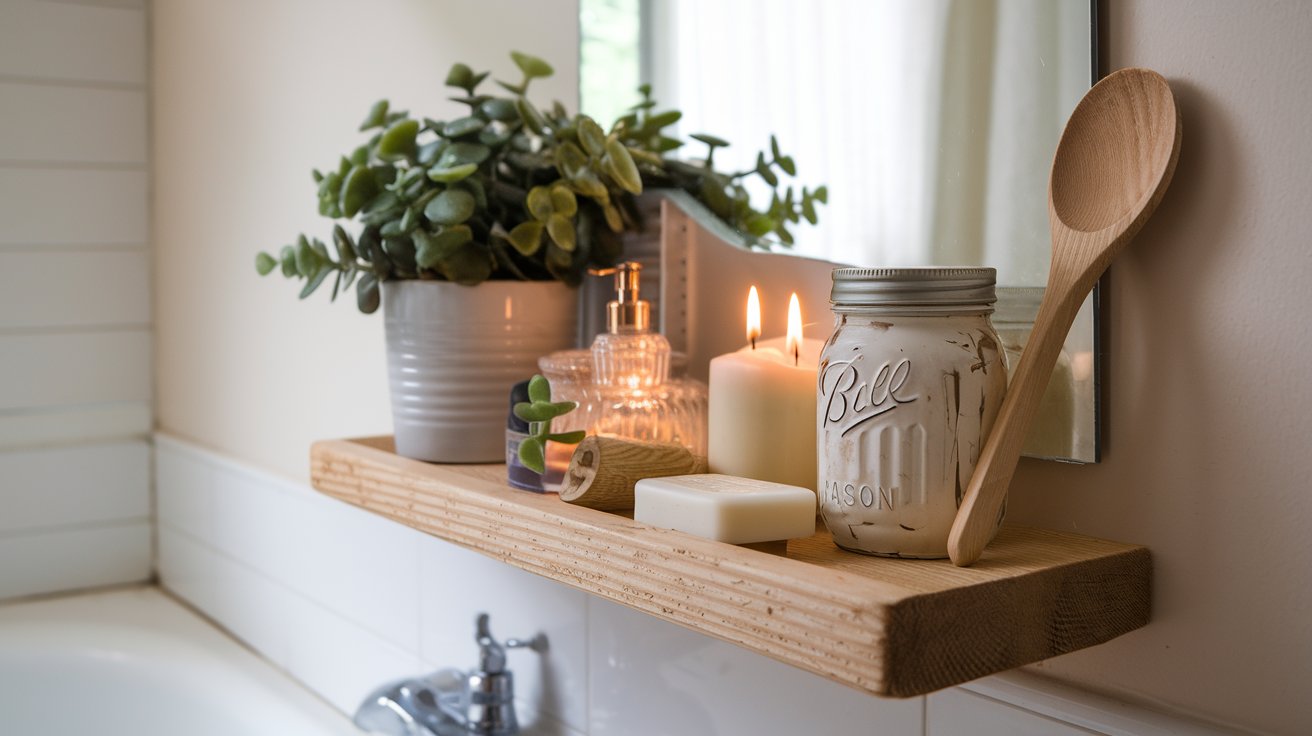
[830, 267, 997, 314]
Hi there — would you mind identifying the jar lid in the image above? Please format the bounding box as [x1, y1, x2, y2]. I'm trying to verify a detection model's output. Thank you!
[830, 267, 997, 314]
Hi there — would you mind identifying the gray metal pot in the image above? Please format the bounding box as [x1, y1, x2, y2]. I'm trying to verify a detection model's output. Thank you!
[383, 280, 578, 463]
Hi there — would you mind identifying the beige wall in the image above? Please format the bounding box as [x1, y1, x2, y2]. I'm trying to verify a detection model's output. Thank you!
[1008, 3, 1312, 733]
[155, 1, 1312, 733]
[153, 0, 581, 476]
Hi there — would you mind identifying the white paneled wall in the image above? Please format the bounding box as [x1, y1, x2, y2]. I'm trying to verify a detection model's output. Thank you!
[156, 435, 1236, 736]
[0, 0, 151, 600]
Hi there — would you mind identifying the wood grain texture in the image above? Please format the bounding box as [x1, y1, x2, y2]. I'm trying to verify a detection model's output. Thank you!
[311, 437, 1151, 697]
[559, 435, 708, 511]
[949, 68, 1182, 566]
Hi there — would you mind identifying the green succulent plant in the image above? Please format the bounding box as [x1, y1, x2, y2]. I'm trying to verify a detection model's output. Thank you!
[514, 374, 585, 474]
[255, 51, 825, 312]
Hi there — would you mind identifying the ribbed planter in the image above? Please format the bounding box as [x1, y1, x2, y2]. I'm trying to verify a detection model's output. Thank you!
[382, 280, 578, 463]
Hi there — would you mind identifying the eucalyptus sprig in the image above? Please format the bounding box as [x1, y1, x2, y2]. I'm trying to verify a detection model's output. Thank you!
[513, 374, 585, 474]
[256, 51, 647, 312]
[255, 51, 827, 312]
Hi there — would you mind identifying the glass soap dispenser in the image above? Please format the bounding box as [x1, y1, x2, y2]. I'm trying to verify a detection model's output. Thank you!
[590, 262, 670, 389]
[588, 262, 706, 453]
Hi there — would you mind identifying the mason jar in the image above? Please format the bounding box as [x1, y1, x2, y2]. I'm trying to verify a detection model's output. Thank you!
[817, 268, 1008, 558]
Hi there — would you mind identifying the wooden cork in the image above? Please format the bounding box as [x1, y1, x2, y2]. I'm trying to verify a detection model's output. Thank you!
[559, 436, 708, 511]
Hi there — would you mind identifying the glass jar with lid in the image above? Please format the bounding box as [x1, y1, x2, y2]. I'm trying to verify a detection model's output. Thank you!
[817, 268, 1008, 558]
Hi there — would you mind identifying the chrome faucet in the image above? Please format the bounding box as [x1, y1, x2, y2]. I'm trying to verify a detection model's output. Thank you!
[354, 613, 545, 736]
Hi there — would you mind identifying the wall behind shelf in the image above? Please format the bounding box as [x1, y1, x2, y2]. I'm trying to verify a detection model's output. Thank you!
[152, 0, 1306, 733]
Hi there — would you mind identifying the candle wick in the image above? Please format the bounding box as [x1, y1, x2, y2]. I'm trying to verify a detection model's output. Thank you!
[793, 346, 799, 366]
[751, 336, 756, 350]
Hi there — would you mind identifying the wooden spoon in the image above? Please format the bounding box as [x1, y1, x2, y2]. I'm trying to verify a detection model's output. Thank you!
[947, 68, 1182, 567]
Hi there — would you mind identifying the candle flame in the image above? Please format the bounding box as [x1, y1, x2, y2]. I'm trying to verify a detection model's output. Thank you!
[786, 293, 802, 365]
[746, 286, 761, 349]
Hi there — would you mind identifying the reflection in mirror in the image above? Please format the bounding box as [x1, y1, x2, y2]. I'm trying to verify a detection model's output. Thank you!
[580, 0, 1099, 462]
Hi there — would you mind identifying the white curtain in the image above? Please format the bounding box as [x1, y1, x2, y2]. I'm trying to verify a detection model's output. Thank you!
[647, 0, 1088, 286]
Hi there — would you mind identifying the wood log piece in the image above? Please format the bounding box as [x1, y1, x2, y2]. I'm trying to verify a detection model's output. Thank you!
[559, 435, 708, 511]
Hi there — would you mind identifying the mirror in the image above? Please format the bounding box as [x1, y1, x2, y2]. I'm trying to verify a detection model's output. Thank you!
[579, 0, 1099, 462]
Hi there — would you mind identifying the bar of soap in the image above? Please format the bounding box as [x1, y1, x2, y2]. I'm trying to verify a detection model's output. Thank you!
[634, 474, 816, 545]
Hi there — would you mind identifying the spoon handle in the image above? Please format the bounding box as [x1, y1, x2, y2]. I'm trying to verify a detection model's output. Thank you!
[948, 270, 1091, 566]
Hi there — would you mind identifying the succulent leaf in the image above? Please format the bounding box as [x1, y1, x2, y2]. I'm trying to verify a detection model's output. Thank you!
[527, 375, 551, 403]
[518, 437, 545, 474]
[577, 115, 607, 156]
[425, 190, 476, 225]
[507, 221, 544, 256]
[511, 51, 554, 79]
[377, 119, 419, 161]
[359, 99, 389, 131]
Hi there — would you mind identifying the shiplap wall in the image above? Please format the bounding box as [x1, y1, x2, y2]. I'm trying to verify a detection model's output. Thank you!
[0, 0, 151, 600]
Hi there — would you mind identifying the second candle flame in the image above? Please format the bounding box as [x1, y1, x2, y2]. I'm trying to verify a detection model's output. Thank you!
[786, 293, 802, 366]
[746, 285, 761, 350]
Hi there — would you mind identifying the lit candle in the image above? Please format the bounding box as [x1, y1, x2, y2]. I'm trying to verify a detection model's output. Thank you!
[708, 288, 822, 494]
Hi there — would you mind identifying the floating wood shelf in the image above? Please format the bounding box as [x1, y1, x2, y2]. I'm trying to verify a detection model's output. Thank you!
[311, 437, 1150, 698]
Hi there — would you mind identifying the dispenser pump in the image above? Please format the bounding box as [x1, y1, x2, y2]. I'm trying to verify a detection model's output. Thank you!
[595, 262, 650, 333]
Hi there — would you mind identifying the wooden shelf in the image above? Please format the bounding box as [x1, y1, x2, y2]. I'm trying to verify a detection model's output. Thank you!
[310, 437, 1150, 698]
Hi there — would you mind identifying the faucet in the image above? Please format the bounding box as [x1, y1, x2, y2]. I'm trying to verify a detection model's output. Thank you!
[354, 613, 545, 736]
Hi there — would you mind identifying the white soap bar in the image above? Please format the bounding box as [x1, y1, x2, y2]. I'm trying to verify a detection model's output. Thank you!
[634, 474, 816, 545]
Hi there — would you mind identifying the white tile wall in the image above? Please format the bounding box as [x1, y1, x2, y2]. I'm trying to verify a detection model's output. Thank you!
[154, 435, 585, 735]
[0, 521, 150, 599]
[0, 331, 152, 411]
[0, 251, 151, 329]
[0, 403, 151, 449]
[0, 441, 149, 531]
[154, 435, 1236, 736]
[0, 83, 148, 164]
[0, 1, 146, 84]
[0, 169, 149, 246]
[417, 536, 591, 732]
[0, 0, 151, 600]
[586, 597, 923, 736]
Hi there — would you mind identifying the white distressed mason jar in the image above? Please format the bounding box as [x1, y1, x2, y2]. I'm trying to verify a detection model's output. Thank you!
[817, 268, 1007, 558]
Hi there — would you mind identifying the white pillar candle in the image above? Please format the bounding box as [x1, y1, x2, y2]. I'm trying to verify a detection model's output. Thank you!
[708, 292, 821, 493]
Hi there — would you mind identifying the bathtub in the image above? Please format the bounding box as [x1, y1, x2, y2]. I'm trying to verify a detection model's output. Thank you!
[0, 586, 357, 735]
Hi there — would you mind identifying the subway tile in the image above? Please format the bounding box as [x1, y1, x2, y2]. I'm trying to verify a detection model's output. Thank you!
[0, 251, 150, 329]
[280, 589, 424, 716]
[927, 688, 1097, 736]
[156, 526, 296, 668]
[516, 704, 588, 736]
[0, 83, 146, 164]
[209, 465, 297, 581]
[0, 440, 148, 532]
[159, 516, 420, 720]
[0, 1, 145, 84]
[0, 402, 151, 450]
[157, 525, 218, 614]
[0, 169, 148, 245]
[155, 439, 215, 541]
[586, 597, 923, 736]
[272, 487, 424, 652]
[955, 672, 1244, 736]
[0, 330, 151, 411]
[0, 521, 150, 600]
[417, 535, 590, 734]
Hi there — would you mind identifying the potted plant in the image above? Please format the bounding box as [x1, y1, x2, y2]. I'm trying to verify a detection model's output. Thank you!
[256, 51, 824, 463]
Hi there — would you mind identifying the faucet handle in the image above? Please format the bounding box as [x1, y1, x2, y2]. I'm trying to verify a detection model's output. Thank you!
[474, 613, 545, 675]
[504, 635, 546, 650]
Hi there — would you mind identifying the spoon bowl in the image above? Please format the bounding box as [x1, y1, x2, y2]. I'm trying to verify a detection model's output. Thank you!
[948, 68, 1181, 567]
